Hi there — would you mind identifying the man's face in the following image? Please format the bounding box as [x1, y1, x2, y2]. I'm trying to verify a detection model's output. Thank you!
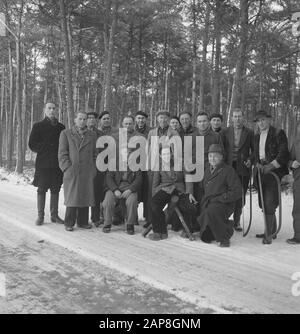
[208, 152, 223, 168]
[44, 103, 56, 119]
[197, 115, 209, 132]
[257, 117, 271, 131]
[210, 117, 222, 131]
[122, 117, 134, 132]
[170, 118, 180, 130]
[232, 111, 243, 128]
[100, 114, 111, 128]
[75, 113, 87, 129]
[180, 113, 191, 129]
[157, 115, 169, 128]
[87, 115, 97, 129]
[135, 115, 146, 128]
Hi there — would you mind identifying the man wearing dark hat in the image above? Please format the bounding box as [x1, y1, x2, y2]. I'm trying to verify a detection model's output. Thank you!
[179, 111, 196, 136]
[220, 108, 254, 232]
[28, 102, 65, 226]
[253, 110, 289, 244]
[189, 112, 224, 210]
[210, 113, 223, 133]
[135, 111, 150, 137]
[197, 144, 242, 247]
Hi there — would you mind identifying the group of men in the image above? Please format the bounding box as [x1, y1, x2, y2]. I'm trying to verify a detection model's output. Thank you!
[28, 101, 300, 248]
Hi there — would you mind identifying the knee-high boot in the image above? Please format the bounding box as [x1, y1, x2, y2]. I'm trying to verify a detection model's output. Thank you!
[36, 193, 46, 225]
[50, 193, 64, 224]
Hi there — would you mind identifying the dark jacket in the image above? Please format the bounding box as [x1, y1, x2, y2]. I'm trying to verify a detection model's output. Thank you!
[191, 128, 224, 169]
[152, 170, 187, 196]
[135, 124, 151, 138]
[105, 170, 143, 193]
[254, 126, 289, 179]
[28, 117, 65, 169]
[202, 162, 242, 208]
[289, 139, 300, 182]
[220, 126, 254, 176]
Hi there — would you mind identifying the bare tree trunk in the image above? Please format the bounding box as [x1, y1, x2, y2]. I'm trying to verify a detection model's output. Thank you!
[198, 1, 210, 113]
[211, 0, 223, 114]
[7, 42, 14, 170]
[60, 0, 74, 127]
[103, 0, 119, 114]
[15, 35, 23, 174]
[227, 0, 249, 123]
[191, 0, 197, 117]
[0, 65, 4, 166]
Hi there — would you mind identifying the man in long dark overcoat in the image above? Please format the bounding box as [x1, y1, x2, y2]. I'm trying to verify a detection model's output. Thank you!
[58, 111, 97, 231]
[197, 144, 242, 247]
[28, 102, 65, 225]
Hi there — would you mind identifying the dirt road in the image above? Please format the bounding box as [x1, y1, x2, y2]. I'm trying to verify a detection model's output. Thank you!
[0, 180, 300, 313]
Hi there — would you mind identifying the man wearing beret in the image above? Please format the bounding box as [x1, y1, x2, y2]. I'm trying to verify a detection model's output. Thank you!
[253, 110, 289, 244]
[135, 111, 150, 138]
[197, 144, 242, 247]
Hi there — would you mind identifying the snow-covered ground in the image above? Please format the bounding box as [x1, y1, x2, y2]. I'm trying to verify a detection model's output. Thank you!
[0, 167, 300, 313]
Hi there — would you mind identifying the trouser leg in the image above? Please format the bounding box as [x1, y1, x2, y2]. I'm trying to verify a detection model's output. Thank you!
[102, 190, 116, 227]
[77, 207, 89, 227]
[64, 207, 77, 227]
[36, 189, 46, 225]
[50, 192, 64, 223]
[150, 190, 171, 234]
[125, 193, 138, 225]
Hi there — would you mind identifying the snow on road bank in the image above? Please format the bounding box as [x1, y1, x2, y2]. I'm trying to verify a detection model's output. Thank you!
[0, 172, 300, 313]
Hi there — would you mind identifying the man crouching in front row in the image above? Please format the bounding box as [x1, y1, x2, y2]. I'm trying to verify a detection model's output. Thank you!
[198, 144, 242, 247]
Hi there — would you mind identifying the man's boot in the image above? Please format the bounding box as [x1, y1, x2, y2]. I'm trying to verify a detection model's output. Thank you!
[262, 214, 275, 244]
[50, 193, 64, 224]
[35, 193, 46, 225]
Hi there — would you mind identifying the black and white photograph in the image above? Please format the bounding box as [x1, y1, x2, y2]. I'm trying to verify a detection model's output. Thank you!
[0, 0, 300, 317]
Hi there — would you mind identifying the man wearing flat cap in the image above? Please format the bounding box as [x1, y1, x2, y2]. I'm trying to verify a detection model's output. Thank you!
[197, 144, 242, 247]
[253, 110, 289, 244]
[135, 111, 150, 138]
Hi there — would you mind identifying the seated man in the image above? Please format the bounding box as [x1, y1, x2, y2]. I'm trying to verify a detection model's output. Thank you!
[102, 148, 142, 235]
[149, 146, 197, 241]
[197, 144, 242, 247]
